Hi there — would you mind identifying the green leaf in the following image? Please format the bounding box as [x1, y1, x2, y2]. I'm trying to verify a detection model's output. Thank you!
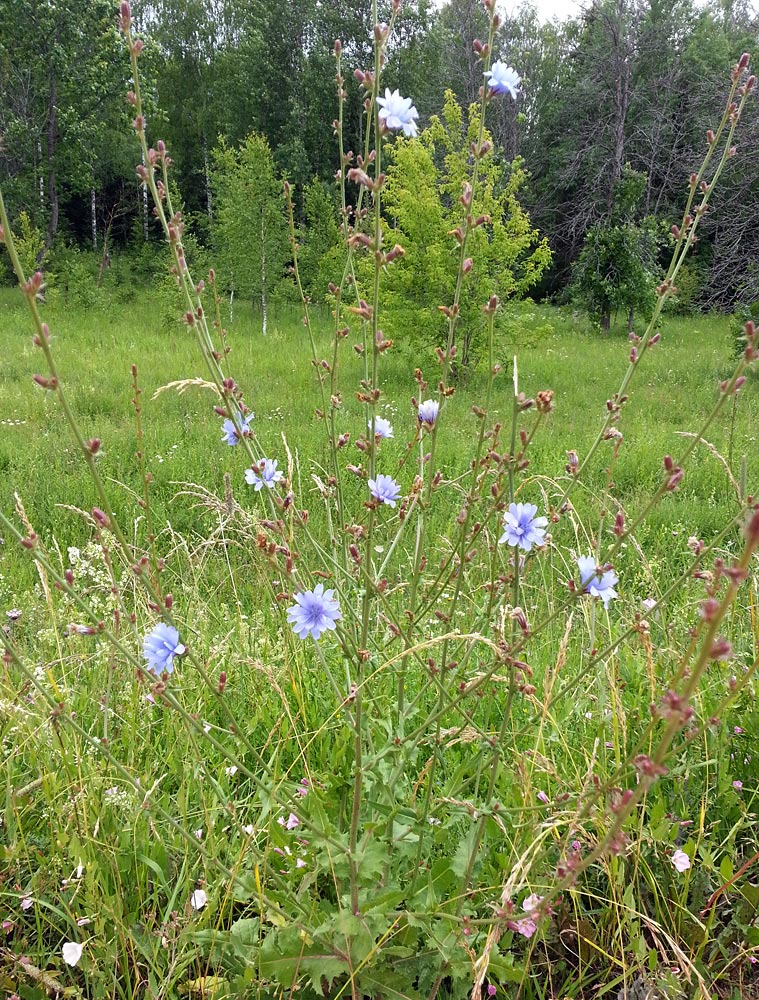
[410, 857, 456, 910]
[178, 976, 231, 998]
[450, 827, 477, 878]
[360, 888, 406, 912]
[136, 852, 169, 886]
[487, 950, 526, 983]
[738, 882, 759, 908]
[355, 838, 387, 880]
[230, 917, 260, 959]
[622, 883, 636, 911]
[259, 925, 349, 993]
[358, 972, 423, 999]
[392, 821, 419, 847]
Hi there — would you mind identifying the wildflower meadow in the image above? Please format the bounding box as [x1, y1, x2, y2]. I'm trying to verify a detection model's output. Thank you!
[1, 1, 758, 998]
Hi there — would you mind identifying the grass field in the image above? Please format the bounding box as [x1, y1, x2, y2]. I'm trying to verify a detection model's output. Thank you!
[1, 285, 759, 999]
[1, 288, 756, 579]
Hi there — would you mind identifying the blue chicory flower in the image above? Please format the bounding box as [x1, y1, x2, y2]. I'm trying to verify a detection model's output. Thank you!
[245, 458, 284, 491]
[286, 584, 342, 641]
[221, 410, 253, 446]
[369, 416, 394, 439]
[484, 61, 521, 99]
[418, 399, 439, 426]
[577, 555, 618, 607]
[368, 473, 401, 508]
[142, 622, 185, 675]
[499, 502, 548, 551]
[377, 88, 419, 137]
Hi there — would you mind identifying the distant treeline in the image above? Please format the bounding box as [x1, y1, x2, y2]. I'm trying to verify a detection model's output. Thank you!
[1, 0, 757, 309]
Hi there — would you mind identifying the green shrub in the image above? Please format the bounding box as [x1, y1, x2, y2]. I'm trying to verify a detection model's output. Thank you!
[49, 245, 100, 308]
[378, 91, 552, 368]
[12, 210, 48, 278]
[664, 259, 707, 315]
[297, 178, 342, 301]
[570, 166, 666, 331]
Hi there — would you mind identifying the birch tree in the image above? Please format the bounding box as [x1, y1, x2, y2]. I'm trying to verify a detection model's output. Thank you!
[211, 134, 289, 334]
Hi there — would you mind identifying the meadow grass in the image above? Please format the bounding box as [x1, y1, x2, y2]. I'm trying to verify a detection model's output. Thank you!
[1, 286, 759, 999]
[1, 287, 756, 584]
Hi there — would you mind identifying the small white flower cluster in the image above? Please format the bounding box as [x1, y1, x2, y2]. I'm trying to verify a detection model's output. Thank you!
[58, 539, 123, 626]
[103, 784, 133, 810]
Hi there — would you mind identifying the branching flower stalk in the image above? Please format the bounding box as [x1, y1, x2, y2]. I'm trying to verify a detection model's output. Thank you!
[393, 394, 546, 640]
[409, 305, 504, 887]
[522, 509, 759, 922]
[397, 14, 507, 875]
[361, 493, 749, 778]
[349, 0, 391, 919]
[289, 493, 505, 756]
[284, 182, 348, 575]
[430, 318, 758, 744]
[559, 59, 754, 505]
[130, 363, 162, 589]
[400, 0, 501, 638]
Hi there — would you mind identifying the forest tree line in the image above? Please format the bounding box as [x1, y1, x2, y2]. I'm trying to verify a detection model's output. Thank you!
[1, 0, 757, 323]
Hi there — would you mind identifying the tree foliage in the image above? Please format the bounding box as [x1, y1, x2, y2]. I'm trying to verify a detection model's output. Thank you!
[0, 0, 134, 248]
[297, 180, 343, 301]
[570, 165, 665, 330]
[0, 0, 756, 313]
[381, 91, 551, 366]
[211, 134, 289, 332]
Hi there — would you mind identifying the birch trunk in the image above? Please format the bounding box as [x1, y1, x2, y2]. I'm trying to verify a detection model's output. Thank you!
[44, 59, 59, 254]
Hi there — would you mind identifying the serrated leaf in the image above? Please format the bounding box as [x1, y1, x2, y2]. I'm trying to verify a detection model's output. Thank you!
[451, 827, 477, 878]
[259, 925, 350, 992]
[360, 888, 406, 912]
[359, 972, 422, 999]
[355, 838, 387, 879]
[230, 917, 260, 959]
[486, 951, 525, 983]
[301, 956, 351, 994]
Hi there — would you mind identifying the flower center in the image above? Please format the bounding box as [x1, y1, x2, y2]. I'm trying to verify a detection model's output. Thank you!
[305, 601, 323, 626]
